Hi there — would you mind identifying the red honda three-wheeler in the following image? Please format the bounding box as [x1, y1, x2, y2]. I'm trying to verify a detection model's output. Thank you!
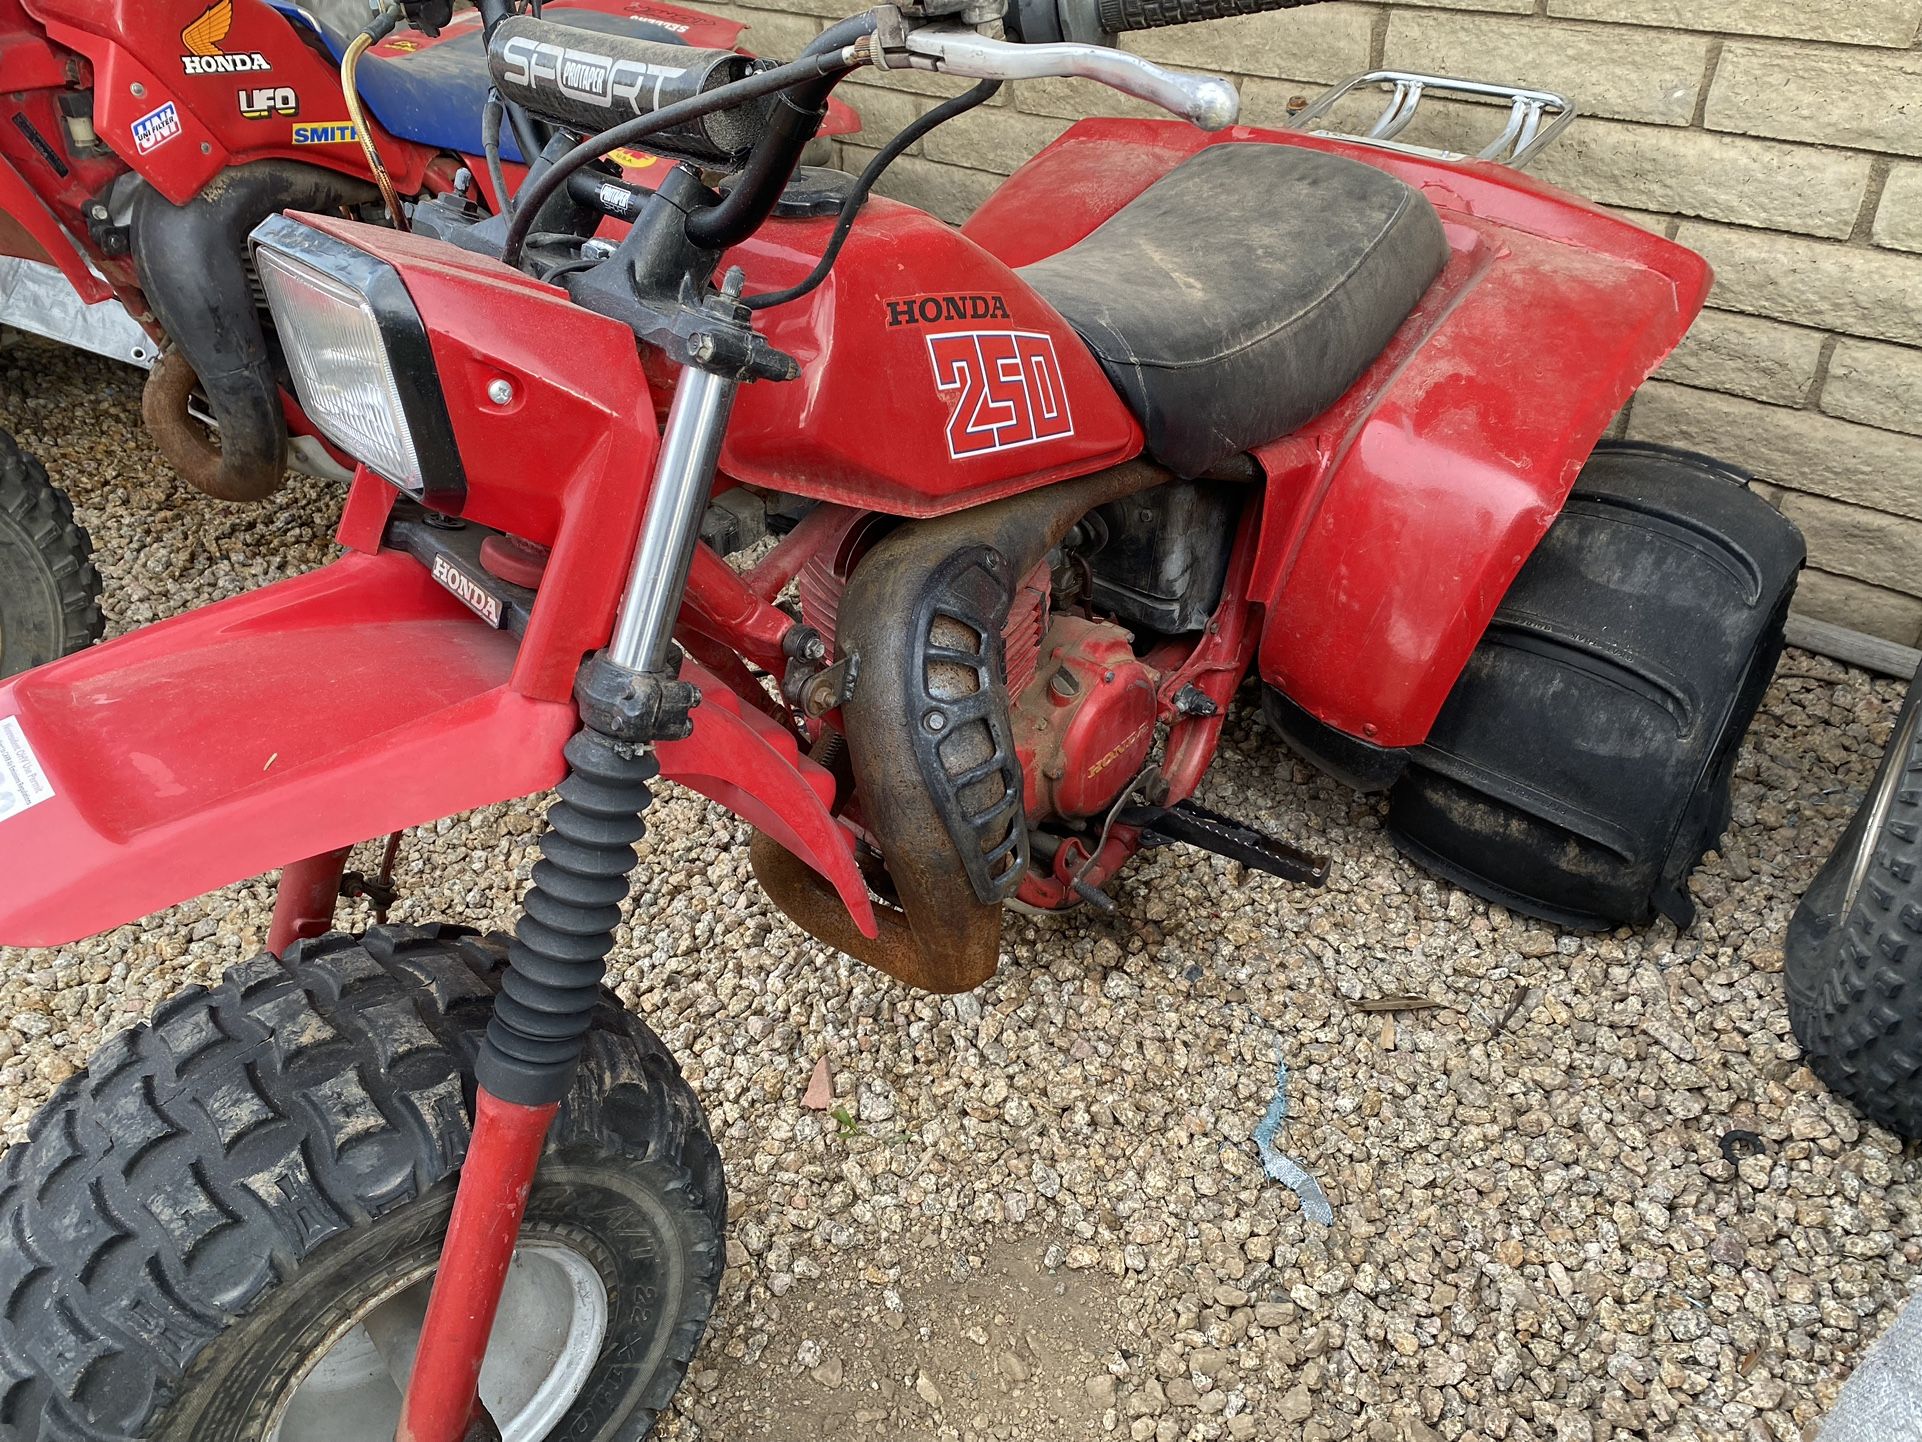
[0, 0, 1802, 1435]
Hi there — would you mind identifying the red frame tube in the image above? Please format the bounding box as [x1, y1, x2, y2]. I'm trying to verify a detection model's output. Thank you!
[397, 1090, 560, 1442]
[266, 847, 351, 956]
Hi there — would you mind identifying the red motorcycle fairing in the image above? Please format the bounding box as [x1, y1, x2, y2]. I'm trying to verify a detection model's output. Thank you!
[965, 120, 1714, 750]
[0, 215, 876, 949]
[27, 0, 434, 206]
[721, 196, 1143, 517]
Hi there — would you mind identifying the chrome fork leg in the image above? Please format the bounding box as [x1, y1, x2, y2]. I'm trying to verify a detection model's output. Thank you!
[606, 363, 740, 676]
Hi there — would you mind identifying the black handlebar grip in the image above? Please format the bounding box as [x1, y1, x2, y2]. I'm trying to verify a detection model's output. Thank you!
[487, 14, 773, 166]
[1096, 0, 1329, 32]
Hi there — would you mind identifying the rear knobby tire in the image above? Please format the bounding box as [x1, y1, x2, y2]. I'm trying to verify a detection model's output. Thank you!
[0, 926, 725, 1442]
[0, 427, 102, 679]
[1786, 675, 1922, 1140]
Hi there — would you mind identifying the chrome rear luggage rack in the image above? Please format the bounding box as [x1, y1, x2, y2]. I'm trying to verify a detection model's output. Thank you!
[1289, 71, 1575, 170]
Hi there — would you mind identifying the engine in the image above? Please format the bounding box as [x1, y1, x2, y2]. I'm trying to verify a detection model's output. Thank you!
[1009, 616, 1159, 820]
[795, 481, 1238, 829]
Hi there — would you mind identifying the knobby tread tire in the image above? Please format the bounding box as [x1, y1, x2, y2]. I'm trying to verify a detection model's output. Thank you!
[1787, 692, 1922, 1140]
[0, 427, 102, 678]
[0, 925, 724, 1442]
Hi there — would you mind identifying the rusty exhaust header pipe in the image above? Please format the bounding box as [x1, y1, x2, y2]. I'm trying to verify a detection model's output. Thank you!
[753, 457, 1174, 992]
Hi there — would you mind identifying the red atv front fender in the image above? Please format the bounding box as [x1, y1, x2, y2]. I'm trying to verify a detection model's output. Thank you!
[0, 550, 874, 948]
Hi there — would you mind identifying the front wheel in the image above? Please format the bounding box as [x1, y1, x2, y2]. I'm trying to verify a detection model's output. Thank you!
[1786, 673, 1922, 1141]
[0, 425, 102, 679]
[0, 927, 725, 1441]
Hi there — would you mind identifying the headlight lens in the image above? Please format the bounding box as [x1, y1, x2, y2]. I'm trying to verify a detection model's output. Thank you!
[250, 214, 466, 509]
[255, 247, 422, 490]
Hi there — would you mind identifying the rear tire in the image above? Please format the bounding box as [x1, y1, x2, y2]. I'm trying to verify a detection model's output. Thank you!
[1386, 442, 1804, 929]
[0, 926, 725, 1441]
[1786, 674, 1922, 1140]
[0, 427, 102, 679]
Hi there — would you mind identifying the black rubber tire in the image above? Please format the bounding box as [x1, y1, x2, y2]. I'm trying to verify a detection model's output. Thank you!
[1385, 442, 1804, 930]
[0, 427, 103, 680]
[1786, 673, 1922, 1140]
[0, 925, 726, 1442]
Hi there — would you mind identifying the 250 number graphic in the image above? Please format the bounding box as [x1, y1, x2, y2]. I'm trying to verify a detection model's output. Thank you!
[926, 330, 1075, 458]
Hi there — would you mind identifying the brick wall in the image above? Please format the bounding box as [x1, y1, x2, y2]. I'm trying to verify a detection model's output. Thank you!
[716, 0, 1922, 644]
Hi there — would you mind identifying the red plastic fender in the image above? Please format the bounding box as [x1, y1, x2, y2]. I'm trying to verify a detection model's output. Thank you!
[0, 553, 871, 948]
[657, 662, 877, 939]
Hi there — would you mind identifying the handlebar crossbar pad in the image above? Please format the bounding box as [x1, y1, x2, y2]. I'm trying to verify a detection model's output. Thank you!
[487, 14, 773, 167]
[1098, 0, 1328, 31]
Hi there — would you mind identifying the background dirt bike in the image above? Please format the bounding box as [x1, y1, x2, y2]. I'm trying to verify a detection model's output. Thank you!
[0, 0, 858, 500]
[0, 0, 1806, 1436]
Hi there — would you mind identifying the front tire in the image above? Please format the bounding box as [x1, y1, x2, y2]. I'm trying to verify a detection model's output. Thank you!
[0, 926, 725, 1441]
[0, 426, 103, 679]
[1786, 674, 1922, 1140]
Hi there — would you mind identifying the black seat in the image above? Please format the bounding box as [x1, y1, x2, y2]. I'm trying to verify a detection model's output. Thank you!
[1019, 143, 1450, 479]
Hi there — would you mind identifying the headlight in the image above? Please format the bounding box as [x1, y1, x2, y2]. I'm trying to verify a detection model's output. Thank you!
[250, 213, 466, 510]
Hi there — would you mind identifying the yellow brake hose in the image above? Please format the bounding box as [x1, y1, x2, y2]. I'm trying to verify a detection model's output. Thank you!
[341, 17, 409, 232]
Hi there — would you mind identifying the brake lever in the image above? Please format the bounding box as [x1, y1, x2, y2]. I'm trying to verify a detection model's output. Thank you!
[885, 24, 1238, 130]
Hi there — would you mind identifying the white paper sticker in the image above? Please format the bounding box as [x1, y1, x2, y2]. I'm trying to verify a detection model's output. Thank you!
[0, 716, 54, 822]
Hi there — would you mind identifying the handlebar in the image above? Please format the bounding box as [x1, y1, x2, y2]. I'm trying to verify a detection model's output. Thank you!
[1093, 0, 1332, 34]
[889, 25, 1239, 130]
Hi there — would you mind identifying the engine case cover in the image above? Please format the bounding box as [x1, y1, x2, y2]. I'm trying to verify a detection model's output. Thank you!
[1012, 615, 1158, 820]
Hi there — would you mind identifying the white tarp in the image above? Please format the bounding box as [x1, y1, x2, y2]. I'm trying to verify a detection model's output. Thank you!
[0, 254, 153, 367]
[1821, 1281, 1922, 1441]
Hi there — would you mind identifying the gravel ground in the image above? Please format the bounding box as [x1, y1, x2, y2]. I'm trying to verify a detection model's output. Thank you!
[1, 337, 1917, 1442]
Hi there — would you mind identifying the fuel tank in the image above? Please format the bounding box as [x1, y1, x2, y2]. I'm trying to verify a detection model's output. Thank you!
[722, 196, 1143, 517]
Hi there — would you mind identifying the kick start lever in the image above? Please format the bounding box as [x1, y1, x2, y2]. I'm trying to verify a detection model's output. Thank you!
[1119, 800, 1331, 886]
[886, 24, 1240, 130]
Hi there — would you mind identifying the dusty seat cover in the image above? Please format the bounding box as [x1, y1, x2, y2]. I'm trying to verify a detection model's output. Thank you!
[1020, 143, 1449, 478]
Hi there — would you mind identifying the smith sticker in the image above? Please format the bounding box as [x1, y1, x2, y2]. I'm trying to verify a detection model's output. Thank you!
[887, 293, 1011, 328]
[131, 101, 182, 154]
[926, 330, 1074, 459]
[294, 122, 360, 145]
[431, 554, 505, 628]
[181, 0, 272, 73]
[238, 85, 298, 120]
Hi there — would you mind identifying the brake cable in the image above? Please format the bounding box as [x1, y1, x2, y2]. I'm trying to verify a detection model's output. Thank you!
[340, 2, 410, 230]
[746, 79, 1000, 312]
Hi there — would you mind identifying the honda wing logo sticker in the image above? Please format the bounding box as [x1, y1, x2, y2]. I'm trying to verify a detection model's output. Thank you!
[926, 330, 1075, 459]
[181, 0, 272, 73]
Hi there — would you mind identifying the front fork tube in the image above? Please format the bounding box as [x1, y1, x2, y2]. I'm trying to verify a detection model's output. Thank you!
[396, 361, 742, 1442]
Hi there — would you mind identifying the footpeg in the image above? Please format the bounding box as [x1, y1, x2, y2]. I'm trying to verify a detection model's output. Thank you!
[1119, 801, 1330, 886]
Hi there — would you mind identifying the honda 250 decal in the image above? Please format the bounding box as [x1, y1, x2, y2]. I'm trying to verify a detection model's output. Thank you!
[926, 330, 1075, 459]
